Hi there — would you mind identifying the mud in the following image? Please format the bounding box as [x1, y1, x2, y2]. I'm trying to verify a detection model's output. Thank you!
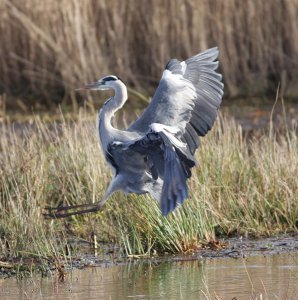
[1, 234, 297, 279]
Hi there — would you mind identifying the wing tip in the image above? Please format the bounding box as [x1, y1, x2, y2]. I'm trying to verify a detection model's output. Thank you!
[187, 47, 220, 63]
[204, 46, 219, 55]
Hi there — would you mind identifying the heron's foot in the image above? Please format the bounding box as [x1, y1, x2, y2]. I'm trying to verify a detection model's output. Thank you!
[43, 202, 104, 219]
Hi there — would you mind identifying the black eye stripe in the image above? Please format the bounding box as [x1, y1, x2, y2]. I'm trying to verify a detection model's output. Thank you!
[103, 76, 117, 82]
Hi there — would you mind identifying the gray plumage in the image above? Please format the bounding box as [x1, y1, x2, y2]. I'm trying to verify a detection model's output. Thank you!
[96, 47, 223, 215]
[45, 47, 224, 218]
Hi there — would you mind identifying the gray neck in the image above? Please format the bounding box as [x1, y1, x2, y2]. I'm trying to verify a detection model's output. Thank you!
[98, 81, 128, 151]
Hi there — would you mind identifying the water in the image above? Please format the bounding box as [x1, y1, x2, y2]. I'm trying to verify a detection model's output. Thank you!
[1, 253, 298, 299]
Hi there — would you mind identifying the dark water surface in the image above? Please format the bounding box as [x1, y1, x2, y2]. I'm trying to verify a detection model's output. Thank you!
[1, 253, 298, 300]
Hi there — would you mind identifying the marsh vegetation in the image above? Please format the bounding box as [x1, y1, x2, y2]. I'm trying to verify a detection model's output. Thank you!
[0, 108, 297, 263]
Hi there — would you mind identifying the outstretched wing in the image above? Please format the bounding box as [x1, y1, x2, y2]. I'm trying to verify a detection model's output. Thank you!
[128, 47, 224, 154]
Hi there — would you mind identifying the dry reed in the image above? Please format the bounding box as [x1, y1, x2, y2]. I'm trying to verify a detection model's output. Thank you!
[1, 0, 298, 105]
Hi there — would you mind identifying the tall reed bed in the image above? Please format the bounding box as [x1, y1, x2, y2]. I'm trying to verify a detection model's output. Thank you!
[1, 0, 298, 104]
[0, 112, 297, 257]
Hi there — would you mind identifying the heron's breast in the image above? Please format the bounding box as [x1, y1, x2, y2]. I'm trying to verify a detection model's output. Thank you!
[108, 143, 147, 174]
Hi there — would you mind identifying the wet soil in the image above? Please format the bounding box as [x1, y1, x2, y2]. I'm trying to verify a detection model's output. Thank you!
[1, 234, 297, 279]
[190, 234, 298, 259]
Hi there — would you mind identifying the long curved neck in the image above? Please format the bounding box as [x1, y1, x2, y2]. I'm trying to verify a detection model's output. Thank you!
[98, 81, 128, 151]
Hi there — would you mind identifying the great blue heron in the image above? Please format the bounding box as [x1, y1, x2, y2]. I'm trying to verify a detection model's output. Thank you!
[44, 47, 224, 218]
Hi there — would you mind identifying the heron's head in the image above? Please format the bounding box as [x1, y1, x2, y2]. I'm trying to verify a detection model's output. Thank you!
[81, 75, 122, 91]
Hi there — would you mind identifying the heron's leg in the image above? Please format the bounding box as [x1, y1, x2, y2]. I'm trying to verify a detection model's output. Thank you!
[43, 177, 120, 219]
[43, 201, 105, 219]
[44, 202, 97, 213]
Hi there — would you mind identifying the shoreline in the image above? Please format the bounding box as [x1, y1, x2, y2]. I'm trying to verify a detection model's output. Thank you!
[1, 234, 297, 279]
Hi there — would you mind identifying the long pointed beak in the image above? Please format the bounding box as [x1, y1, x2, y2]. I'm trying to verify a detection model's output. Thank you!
[75, 81, 102, 91]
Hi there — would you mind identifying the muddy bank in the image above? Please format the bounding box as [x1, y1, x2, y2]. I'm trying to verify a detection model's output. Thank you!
[1, 234, 297, 279]
[183, 234, 298, 260]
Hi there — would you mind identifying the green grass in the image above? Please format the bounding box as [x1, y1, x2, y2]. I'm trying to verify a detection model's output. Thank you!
[106, 117, 298, 254]
[0, 111, 297, 262]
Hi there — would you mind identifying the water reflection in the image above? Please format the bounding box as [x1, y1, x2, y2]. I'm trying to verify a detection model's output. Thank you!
[1, 253, 298, 299]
